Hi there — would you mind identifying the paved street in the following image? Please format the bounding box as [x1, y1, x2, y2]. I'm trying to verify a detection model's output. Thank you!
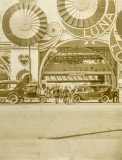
[0, 102, 122, 140]
[0, 102, 122, 159]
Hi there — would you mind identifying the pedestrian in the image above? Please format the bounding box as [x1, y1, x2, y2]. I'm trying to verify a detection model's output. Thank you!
[53, 85, 60, 104]
[36, 85, 42, 94]
[44, 86, 50, 98]
[111, 88, 115, 103]
[50, 87, 54, 98]
[113, 88, 120, 103]
[115, 88, 119, 103]
[68, 86, 73, 104]
[63, 86, 70, 104]
[59, 87, 63, 100]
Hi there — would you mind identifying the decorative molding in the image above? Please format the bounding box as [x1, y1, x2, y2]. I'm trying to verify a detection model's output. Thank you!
[47, 22, 62, 37]
[39, 22, 63, 51]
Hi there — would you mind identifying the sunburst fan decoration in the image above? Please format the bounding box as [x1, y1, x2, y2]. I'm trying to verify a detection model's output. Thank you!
[57, 0, 106, 28]
[2, 3, 47, 46]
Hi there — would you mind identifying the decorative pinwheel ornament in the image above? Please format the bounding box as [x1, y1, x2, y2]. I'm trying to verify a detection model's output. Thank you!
[57, 0, 116, 39]
[57, 0, 106, 28]
[2, 3, 47, 46]
[2, 2, 47, 83]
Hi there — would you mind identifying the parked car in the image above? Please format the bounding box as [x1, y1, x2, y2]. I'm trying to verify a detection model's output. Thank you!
[0, 80, 23, 104]
[23, 83, 47, 103]
[0, 80, 47, 104]
[72, 84, 113, 103]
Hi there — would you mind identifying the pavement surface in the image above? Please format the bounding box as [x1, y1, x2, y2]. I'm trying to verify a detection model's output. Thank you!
[0, 102, 122, 160]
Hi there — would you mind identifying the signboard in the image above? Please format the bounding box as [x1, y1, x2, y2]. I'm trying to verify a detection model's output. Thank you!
[18, 55, 29, 66]
[44, 75, 100, 82]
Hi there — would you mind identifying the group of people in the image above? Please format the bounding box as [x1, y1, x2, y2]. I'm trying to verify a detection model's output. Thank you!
[43, 85, 120, 104]
[44, 85, 73, 104]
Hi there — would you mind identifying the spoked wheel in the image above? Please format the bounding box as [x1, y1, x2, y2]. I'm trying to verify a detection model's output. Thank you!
[39, 96, 47, 103]
[8, 94, 20, 104]
[100, 95, 109, 103]
[72, 95, 80, 103]
[63, 97, 71, 105]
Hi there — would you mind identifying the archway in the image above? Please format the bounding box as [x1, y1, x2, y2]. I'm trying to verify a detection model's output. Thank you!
[39, 40, 117, 88]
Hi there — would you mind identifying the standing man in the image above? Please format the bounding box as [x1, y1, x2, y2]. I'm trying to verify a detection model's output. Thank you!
[115, 87, 120, 103]
[112, 88, 115, 103]
[63, 86, 70, 104]
[113, 88, 120, 103]
[44, 86, 50, 98]
[53, 85, 60, 104]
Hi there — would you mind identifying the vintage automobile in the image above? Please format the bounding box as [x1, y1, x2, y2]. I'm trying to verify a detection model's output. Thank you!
[72, 84, 113, 103]
[0, 80, 23, 104]
[23, 83, 47, 103]
[0, 80, 47, 104]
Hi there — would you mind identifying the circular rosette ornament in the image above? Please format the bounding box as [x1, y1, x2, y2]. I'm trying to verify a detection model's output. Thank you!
[47, 22, 62, 37]
[109, 10, 122, 65]
[2, 3, 47, 46]
[57, 0, 116, 39]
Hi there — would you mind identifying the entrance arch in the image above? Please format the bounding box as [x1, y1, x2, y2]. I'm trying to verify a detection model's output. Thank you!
[39, 40, 117, 88]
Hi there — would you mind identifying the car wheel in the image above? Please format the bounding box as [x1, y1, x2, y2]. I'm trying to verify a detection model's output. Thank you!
[0, 100, 5, 103]
[72, 95, 80, 103]
[8, 94, 20, 104]
[39, 96, 47, 103]
[98, 99, 102, 103]
[101, 95, 109, 103]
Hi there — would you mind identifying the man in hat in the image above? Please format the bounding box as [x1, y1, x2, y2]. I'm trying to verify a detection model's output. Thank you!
[53, 85, 60, 104]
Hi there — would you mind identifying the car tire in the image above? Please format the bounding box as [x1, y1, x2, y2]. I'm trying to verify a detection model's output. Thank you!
[8, 94, 20, 104]
[39, 96, 47, 103]
[101, 95, 109, 103]
[72, 95, 80, 103]
[98, 99, 102, 103]
[0, 99, 5, 103]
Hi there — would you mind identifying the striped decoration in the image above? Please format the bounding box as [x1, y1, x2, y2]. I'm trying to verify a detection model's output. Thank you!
[2, 3, 47, 46]
[57, 0, 106, 28]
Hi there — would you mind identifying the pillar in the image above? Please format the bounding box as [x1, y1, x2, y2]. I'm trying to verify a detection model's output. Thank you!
[11, 44, 39, 82]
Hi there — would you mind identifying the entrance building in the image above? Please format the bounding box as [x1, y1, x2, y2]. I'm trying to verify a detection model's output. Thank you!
[40, 40, 117, 89]
[0, 0, 121, 89]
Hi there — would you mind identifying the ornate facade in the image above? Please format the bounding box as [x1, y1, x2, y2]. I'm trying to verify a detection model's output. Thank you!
[0, 0, 122, 88]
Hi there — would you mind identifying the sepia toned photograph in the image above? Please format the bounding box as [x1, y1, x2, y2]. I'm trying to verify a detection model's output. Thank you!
[0, 0, 122, 159]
